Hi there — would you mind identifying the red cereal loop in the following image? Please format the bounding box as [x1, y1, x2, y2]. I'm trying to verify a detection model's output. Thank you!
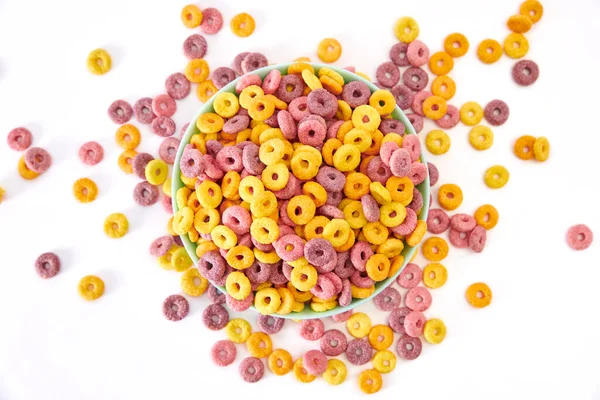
[566, 224, 593, 251]
[200, 8, 223, 35]
[7, 127, 33, 151]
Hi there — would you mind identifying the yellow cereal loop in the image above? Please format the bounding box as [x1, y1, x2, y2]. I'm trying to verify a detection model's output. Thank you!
[358, 369, 383, 394]
[344, 128, 372, 153]
[213, 92, 240, 118]
[377, 238, 404, 258]
[406, 220, 427, 247]
[262, 163, 290, 190]
[185, 58, 210, 83]
[78, 275, 105, 301]
[251, 217, 279, 244]
[181, 4, 203, 28]
[276, 287, 295, 315]
[196, 80, 218, 102]
[343, 172, 371, 200]
[372, 350, 397, 374]
[180, 268, 208, 297]
[334, 228, 355, 252]
[444, 32, 470, 57]
[379, 202, 407, 227]
[422, 262, 448, 289]
[239, 85, 264, 109]
[265, 94, 288, 110]
[351, 283, 375, 299]
[477, 39, 503, 64]
[318, 66, 344, 86]
[145, 159, 168, 185]
[211, 225, 237, 249]
[226, 246, 254, 270]
[196, 241, 218, 259]
[437, 184, 463, 211]
[158, 245, 178, 270]
[381, 132, 403, 148]
[239, 176, 265, 203]
[370, 182, 392, 205]
[364, 129, 383, 156]
[250, 191, 277, 217]
[73, 178, 98, 203]
[386, 176, 414, 205]
[533, 136, 550, 162]
[254, 288, 282, 315]
[87, 49, 112, 75]
[162, 178, 172, 197]
[221, 171, 241, 201]
[115, 124, 141, 150]
[268, 349, 293, 375]
[303, 182, 327, 207]
[366, 254, 391, 282]
[293, 358, 316, 383]
[317, 38, 342, 63]
[225, 318, 252, 343]
[423, 318, 447, 344]
[166, 217, 177, 236]
[291, 151, 320, 180]
[301, 68, 323, 91]
[196, 180, 223, 209]
[118, 150, 137, 174]
[226, 271, 252, 300]
[169, 247, 191, 272]
[369, 90, 396, 116]
[230, 12, 255, 37]
[347, 312, 372, 338]
[368, 325, 394, 351]
[254, 248, 281, 264]
[259, 128, 284, 144]
[343, 200, 368, 229]
[323, 219, 351, 247]
[363, 221, 389, 245]
[484, 165, 510, 189]
[310, 299, 337, 312]
[290, 264, 318, 292]
[194, 207, 220, 234]
[304, 216, 329, 240]
[394, 16, 419, 43]
[259, 138, 285, 166]
[172, 207, 194, 235]
[17, 156, 39, 180]
[520, 0, 543, 23]
[426, 129, 451, 155]
[334, 100, 352, 121]
[356, 72, 371, 81]
[504, 33, 529, 59]
[431, 75, 456, 100]
[287, 195, 316, 225]
[196, 112, 224, 134]
[322, 359, 347, 385]
[336, 120, 354, 142]
[319, 74, 343, 95]
[248, 96, 275, 121]
[103, 213, 129, 238]
[469, 125, 494, 150]
[352, 105, 381, 132]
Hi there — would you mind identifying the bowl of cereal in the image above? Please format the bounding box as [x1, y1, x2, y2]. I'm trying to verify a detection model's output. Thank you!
[172, 62, 429, 319]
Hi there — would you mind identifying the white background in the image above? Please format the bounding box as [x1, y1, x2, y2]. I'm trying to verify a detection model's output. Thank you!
[1, 0, 599, 399]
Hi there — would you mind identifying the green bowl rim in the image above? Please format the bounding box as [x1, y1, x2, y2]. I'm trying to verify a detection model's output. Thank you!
[172, 62, 430, 319]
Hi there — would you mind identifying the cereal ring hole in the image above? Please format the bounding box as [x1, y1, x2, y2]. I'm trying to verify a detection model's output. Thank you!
[353, 90, 362, 98]
[578, 233, 586, 242]
[383, 359, 390, 367]
[276, 358, 283, 367]
[315, 227, 324, 234]
[193, 277, 202, 286]
[476, 290, 485, 299]
[429, 272, 436, 279]
[405, 272, 413, 280]
[405, 342, 414, 351]
[436, 60, 444, 67]
[415, 296, 423, 303]
[446, 192, 454, 199]
[87, 284, 95, 291]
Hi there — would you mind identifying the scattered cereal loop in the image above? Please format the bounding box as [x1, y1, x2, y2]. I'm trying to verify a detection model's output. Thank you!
[17, 156, 39, 180]
[520, 0, 543, 23]
[104, 213, 129, 238]
[444, 33, 469, 57]
[533, 136, 550, 161]
[465, 282, 492, 308]
[230, 13, 255, 37]
[7, 127, 32, 151]
[358, 369, 383, 394]
[474, 204, 499, 230]
[512, 60, 539, 86]
[477, 39, 502, 64]
[87, 49, 112, 75]
[484, 165, 509, 189]
[507, 14, 532, 33]
[394, 17, 419, 43]
[35, 252, 61, 279]
[469, 126, 494, 150]
[513, 135, 536, 160]
[200, 8, 223, 35]
[504, 33, 529, 59]
[78, 275, 105, 301]
[423, 318, 446, 344]
[73, 178, 98, 203]
[181, 4, 203, 28]
[115, 124, 141, 150]
[163, 294, 189, 321]
[317, 38, 342, 63]
[566, 224, 593, 250]
[118, 150, 137, 174]
[107, 100, 133, 124]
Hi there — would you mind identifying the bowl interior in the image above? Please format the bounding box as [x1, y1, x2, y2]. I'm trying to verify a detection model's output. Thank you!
[172, 62, 430, 319]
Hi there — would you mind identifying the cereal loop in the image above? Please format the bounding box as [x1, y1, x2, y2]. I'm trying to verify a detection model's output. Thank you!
[78, 275, 105, 301]
[477, 39, 502, 64]
[394, 17, 419, 43]
[181, 4, 203, 28]
[73, 178, 98, 203]
[87, 49, 112, 75]
[484, 165, 509, 189]
[317, 38, 342, 63]
[444, 33, 469, 57]
[465, 282, 492, 308]
[230, 13, 255, 37]
[358, 369, 383, 394]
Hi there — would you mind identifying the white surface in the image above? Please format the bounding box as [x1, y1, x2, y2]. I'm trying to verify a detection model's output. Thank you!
[1, 0, 599, 399]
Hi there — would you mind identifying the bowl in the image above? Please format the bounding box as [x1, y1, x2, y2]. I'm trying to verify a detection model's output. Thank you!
[172, 62, 430, 319]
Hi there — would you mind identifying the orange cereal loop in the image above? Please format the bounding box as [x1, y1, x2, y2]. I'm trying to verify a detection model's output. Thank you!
[118, 150, 137, 174]
[513, 135, 536, 160]
[115, 124, 141, 150]
[421, 236, 449, 262]
[394, 16, 419, 43]
[507, 14, 532, 33]
[465, 282, 492, 308]
[431, 75, 456, 101]
[181, 4, 203, 28]
[422, 96, 448, 120]
[520, 0, 543, 23]
[474, 204, 499, 230]
[185, 59, 210, 83]
[230, 13, 255, 37]
[293, 358, 316, 383]
[288, 62, 314, 76]
[437, 184, 463, 211]
[197, 80, 217, 102]
[428, 52, 454, 76]
[18, 156, 39, 180]
[477, 39, 503, 64]
[358, 369, 383, 394]
[443, 33, 469, 57]
[78, 275, 105, 301]
[294, 56, 311, 62]
[317, 38, 342, 63]
[504, 33, 529, 59]
[73, 178, 98, 203]
[320, 75, 343, 95]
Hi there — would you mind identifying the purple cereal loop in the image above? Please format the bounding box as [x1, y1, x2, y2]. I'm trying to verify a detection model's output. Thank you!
[150, 236, 174, 257]
[298, 119, 326, 147]
[397, 335, 422, 360]
[346, 338, 373, 366]
[484, 99, 510, 126]
[133, 181, 159, 206]
[380, 141, 399, 165]
[376, 62, 401, 88]
[245, 262, 272, 284]
[407, 40, 430, 67]
[405, 286, 432, 312]
[273, 234, 304, 262]
[262, 69, 282, 95]
[222, 206, 252, 236]
[350, 241, 374, 272]
[451, 213, 477, 232]
[108, 100, 133, 124]
[235, 74, 262, 93]
[404, 311, 427, 337]
[239, 357, 264, 383]
[307, 88, 338, 118]
[226, 291, 254, 312]
[335, 257, 356, 279]
[320, 329, 348, 356]
[406, 113, 423, 133]
[200, 7, 223, 35]
[435, 105, 460, 129]
[316, 166, 346, 192]
[152, 94, 177, 118]
[327, 119, 344, 139]
[241, 52, 268, 74]
[390, 42, 410, 67]
[332, 309, 353, 322]
[242, 144, 266, 175]
[151, 116, 176, 137]
[232, 52, 250, 75]
[566, 224, 594, 250]
[288, 97, 310, 122]
[469, 225, 487, 253]
[407, 187, 423, 213]
[162, 295, 189, 321]
[299, 319, 325, 341]
[374, 287, 401, 311]
[212, 66, 236, 90]
[159, 137, 180, 164]
[277, 74, 306, 103]
[392, 207, 417, 236]
[180, 148, 204, 178]
[449, 228, 470, 248]
[173, 235, 184, 247]
[7, 127, 33, 151]
[211, 340, 236, 366]
[277, 110, 297, 140]
[216, 146, 243, 172]
[203, 303, 229, 330]
[183, 34, 207, 60]
[208, 284, 226, 304]
[304, 239, 336, 268]
[390, 85, 414, 111]
[269, 262, 288, 285]
[361, 195, 380, 222]
[223, 115, 250, 135]
[165, 73, 191, 100]
[303, 350, 328, 375]
[35, 252, 60, 279]
[389, 148, 412, 177]
[24, 147, 52, 173]
[252, 237, 274, 252]
[310, 274, 336, 300]
[427, 208, 450, 234]
[78, 141, 104, 166]
[264, 110, 280, 128]
[206, 140, 224, 158]
[366, 156, 393, 184]
[512, 60, 539, 86]
[411, 90, 431, 116]
[318, 205, 344, 219]
[338, 278, 352, 307]
[402, 134, 421, 162]
[134, 97, 156, 124]
[350, 269, 375, 288]
[388, 307, 410, 335]
[341, 81, 371, 108]
[404, 67, 429, 91]
[198, 250, 227, 281]
[325, 190, 342, 207]
[408, 162, 427, 185]
[427, 162, 439, 186]
[396, 263, 422, 288]
[257, 314, 285, 334]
